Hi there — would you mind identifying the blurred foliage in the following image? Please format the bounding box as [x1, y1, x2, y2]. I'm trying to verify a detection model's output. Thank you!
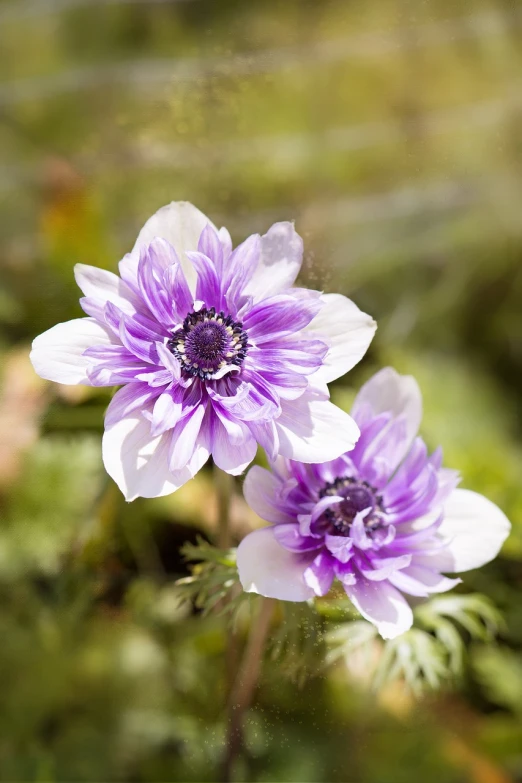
[326, 594, 504, 695]
[0, 0, 521, 781]
[175, 539, 248, 619]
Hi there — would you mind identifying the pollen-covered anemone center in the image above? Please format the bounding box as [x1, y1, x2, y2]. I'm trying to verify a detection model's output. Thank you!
[319, 477, 384, 536]
[167, 307, 248, 381]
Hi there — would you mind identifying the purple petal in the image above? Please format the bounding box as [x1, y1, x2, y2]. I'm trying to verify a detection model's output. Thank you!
[358, 415, 411, 488]
[247, 420, 280, 463]
[350, 509, 375, 551]
[358, 553, 412, 582]
[224, 233, 261, 309]
[382, 437, 429, 507]
[251, 342, 327, 377]
[218, 226, 233, 262]
[136, 368, 175, 388]
[80, 296, 111, 322]
[324, 533, 353, 564]
[155, 341, 182, 381]
[211, 373, 280, 423]
[74, 263, 143, 315]
[243, 221, 303, 302]
[334, 560, 356, 586]
[386, 570, 429, 597]
[186, 251, 223, 311]
[150, 386, 184, 436]
[273, 523, 323, 553]
[119, 313, 161, 365]
[395, 564, 461, 594]
[242, 293, 322, 342]
[243, 465, 295, 525]
[303, 551, 336, 596]
[198, 224, 224, 275]
[137, 241, 177, 327]
[310, 495, 343, 524]
[168, 404, 207, 471]
[126, 201, 216, 293]
[162, 262, 193, 322]
[102, 412, 207, 501]
[212, 404, 251, 447]
[351, 367, 422, 451]
[211, 413, 257, 475]
[105, 382, 158, 428]
[237, 527, 315, 602]
[345, 578, 413, 640]
[88, 363, 150, 387]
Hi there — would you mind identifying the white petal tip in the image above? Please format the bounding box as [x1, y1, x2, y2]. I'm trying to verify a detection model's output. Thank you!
[237, 528, 315, 602]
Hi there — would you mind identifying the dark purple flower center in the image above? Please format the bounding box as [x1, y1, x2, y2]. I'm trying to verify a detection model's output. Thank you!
[167, 307, 248, 381]
[319, 477, 383, 536]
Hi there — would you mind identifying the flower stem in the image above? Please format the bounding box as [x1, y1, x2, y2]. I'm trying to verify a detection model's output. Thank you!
[223, 597, 275, 782]
[214, 464, 233, 549]
[213, 464, 240, 718]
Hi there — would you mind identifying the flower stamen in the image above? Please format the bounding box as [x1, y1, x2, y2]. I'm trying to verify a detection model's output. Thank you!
[319, 477, 384, 536]
[168, 307, 249, 381]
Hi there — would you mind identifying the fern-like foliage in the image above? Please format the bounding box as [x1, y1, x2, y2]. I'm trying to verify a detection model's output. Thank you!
[175, 539, 505, 696]
[269, 602, 325, 686]
[174, 539, 248, 620]
[414, 593, 504, 676]
[325, 593, 504, 694]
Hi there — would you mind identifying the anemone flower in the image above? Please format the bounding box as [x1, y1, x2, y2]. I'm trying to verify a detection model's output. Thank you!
[237, 368, 511, 639]
[30, 202, 376, 500]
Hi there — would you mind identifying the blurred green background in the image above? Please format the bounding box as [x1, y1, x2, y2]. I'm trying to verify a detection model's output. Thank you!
[0, 0, 521, 780]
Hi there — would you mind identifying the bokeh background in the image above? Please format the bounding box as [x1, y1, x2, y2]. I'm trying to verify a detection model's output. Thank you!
[1, 0, 522, 781]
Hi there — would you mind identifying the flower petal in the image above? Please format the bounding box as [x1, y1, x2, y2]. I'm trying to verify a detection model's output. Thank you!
[156, 342, 182, 381]
[102, 412, 205, 501]
[345, 578, 413, 640]
[352, 367, 422, 445]
[150, 387, 184, 436]
[434, 488, 511, 572]
[360, 554, 412, 582]
[306, 293, 376, 384]
[275, 394, 360, 463]
[247, 419, 280, 463]
[186, 250, 223, 310]
[243, 221, 303, 302]
[324, 533, 353, 563]
[74, 264, 142, 314]
[303, 551, 336, 596]
[388, 565, 460, 596]
[137, 240, 178, 327]
[198, 223, 224, 275]
[243, 466, 295, 524]
[121, 202, 216, 292]
[105, 382, 157, 428]
[118, 313, 161, 364]
[162, 261, 193, 322]
[273, 523, 322, 552]
[211, 415, 257, 475]
[243, 293, 322, 342]
[30, 318, 118, 385]
[237, 527, 315, 601]
[224, 233, 261, 308]
[168, 404, 206, 471]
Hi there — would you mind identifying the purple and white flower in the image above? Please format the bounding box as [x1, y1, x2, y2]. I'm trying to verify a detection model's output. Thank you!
[30, 202, 376, 500]
[237, 368, 511, 639]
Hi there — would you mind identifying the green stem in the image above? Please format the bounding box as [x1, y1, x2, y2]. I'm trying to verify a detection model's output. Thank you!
[213, 464, 239, 715]
[214, 464, 234, 549]
[223, 597, 276, 781]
